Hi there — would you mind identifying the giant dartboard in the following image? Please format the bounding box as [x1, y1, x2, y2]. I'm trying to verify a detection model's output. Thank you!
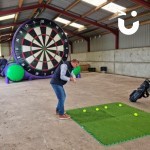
[12, 18, 69, 77]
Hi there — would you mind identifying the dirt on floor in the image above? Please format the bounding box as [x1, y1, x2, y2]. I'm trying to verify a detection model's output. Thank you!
[0, 72, 150, 150]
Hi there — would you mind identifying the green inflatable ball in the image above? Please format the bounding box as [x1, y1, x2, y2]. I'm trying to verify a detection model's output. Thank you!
[73, 66, 81, 76]
[6, 64, 25, 82]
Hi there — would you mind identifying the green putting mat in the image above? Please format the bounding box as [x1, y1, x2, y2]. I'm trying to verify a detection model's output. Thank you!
[66, 102, 150, 145]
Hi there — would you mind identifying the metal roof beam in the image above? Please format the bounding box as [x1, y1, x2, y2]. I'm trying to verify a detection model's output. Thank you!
[0, 4, 118, 35]
[28, 0, 44, 18]
[11, 0, 24, 33]
[130, 0, 150, 9]
[44, 4, 118, 35]
[0, 4, 42, 16]
[52, 0, 80, 20]
[99, 5, 141, 23]
[0, 3, 120, 47]
[64, 29, 88, 41]
[109, 11, 150, 26]
[63, 0, 115, 28]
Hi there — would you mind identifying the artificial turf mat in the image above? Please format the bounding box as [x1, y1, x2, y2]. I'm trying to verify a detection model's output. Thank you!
[66, 102, 150, 145]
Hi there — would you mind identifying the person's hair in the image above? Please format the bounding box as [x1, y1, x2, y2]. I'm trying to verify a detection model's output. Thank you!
[1, 55, 4, 58]
[71, 59, 79, 64]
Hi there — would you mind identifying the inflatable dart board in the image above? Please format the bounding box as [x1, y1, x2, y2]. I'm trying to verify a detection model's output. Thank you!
[12, 18, 69, 79]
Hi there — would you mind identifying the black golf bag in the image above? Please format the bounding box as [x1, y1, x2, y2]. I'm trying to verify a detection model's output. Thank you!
[129, 79, 150, 102]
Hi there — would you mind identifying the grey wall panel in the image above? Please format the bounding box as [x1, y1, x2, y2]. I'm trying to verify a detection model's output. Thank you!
[90, 34, 115, 51]
[119, 24, 150, 48]
[73, 40, 87, 53]
[71, 53, 87, 61]
[86, 51, 114, 62]
[72, 24, 149, 52]
[71, 47, 150, 78]
[115, 47, 150, 62]
[72, 33, 115, 52]
[70, 53, 114, 73]
[115, 63, 150, 78]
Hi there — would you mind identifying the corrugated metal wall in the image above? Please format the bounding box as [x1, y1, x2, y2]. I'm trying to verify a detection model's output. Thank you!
[73, 33, 116, 53]
[73, 40, 87, 53]
[90, 34, 115, 51]
[73, 24, 150, 52]
[119, 24, 150, 48]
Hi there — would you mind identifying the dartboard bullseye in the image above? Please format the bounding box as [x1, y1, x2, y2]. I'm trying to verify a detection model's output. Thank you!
[12, 18, 69, 77]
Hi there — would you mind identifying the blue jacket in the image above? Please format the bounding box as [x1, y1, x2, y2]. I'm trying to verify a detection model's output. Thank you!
[50, 61, 73, 86]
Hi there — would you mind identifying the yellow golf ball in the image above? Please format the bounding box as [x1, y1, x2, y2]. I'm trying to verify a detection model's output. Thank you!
[119, 104, 122, 107]
[83, 109, 86, 113]
[104, 106, 108, 109]
[96, 108, 99, 111]
[134, 113, 138, 116]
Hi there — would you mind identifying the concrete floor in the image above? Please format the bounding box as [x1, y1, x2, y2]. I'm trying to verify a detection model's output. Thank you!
[0, 72, 150, 150]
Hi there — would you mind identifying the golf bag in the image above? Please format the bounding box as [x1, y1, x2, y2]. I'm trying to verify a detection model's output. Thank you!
[129, 79, 150, 102]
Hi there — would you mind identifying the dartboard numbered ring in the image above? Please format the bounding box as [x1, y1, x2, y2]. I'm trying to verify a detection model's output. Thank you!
[12, 18, 69, 77]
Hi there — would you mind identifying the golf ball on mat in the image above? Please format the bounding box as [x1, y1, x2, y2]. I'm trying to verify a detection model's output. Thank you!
[83, 109, 86, 112]
[104, 106, 108, 109]
[134, 113, 138, 116]
[96, 108, 99, 111]
[119, 104, 122, 107]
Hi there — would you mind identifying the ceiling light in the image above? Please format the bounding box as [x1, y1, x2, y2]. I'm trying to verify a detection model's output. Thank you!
[0, 14, 15, 21]
[54, 17, 70, 24]
[78, 26, 87, 32]
[102, 2, 126, 13]
[69, 22, 85, 29]
[82, 0, 107, 6]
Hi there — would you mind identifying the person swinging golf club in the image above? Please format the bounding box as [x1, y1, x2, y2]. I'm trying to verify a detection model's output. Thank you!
[50, 59, 79, 119]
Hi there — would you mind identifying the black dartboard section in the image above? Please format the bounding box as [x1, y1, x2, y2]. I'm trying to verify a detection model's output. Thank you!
[12, 18, 69, 77]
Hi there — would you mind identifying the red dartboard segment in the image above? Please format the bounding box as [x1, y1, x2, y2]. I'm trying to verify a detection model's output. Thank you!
[12, 18, 69, 77]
